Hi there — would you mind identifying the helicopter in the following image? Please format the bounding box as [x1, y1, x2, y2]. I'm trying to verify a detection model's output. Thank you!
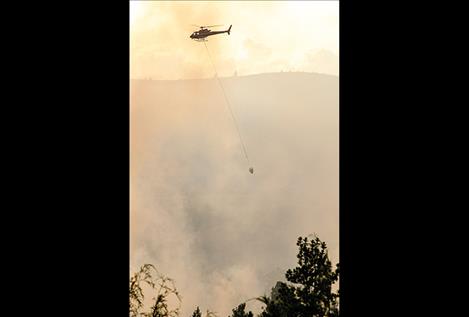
[190, 24, 232, 41]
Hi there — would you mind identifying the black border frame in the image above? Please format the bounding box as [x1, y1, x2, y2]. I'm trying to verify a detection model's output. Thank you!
[13, 1, 435, 315]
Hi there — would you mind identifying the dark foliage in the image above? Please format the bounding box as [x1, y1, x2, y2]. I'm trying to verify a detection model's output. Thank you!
[229, 303, 254, 317]
[130, 235, 339, 317]
[129, 264, 181, 317]
[191, 307, 202, 317]
[258, 235, 339, 317]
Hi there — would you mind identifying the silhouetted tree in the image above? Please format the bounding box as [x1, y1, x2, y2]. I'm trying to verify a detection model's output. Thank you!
[229, 303, 253, 317]
[191, 307, 202, 317]
[129, 264, 181, 317]
[131, 235, 338, 317]
[258, 282, 301, 317]
[259, 235, 339, 317]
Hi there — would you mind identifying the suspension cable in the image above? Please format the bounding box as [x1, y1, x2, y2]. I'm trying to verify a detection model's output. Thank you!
[204, 41, 250, 164]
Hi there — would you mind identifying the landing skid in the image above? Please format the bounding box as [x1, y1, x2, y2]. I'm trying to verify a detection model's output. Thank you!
[194, 38, 208, 42]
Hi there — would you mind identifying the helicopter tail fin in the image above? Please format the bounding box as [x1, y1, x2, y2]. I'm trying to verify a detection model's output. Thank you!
[227, 25, 232, 35]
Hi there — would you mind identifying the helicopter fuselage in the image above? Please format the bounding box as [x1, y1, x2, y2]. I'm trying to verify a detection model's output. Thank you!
[190, 25, 231, 40]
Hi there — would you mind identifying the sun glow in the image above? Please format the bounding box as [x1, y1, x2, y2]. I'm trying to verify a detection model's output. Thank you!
[130, 1, 145, 26]
[236, 48, 248, 60]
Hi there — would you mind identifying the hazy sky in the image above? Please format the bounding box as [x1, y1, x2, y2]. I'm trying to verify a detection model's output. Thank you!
[130, 1, 339, 79]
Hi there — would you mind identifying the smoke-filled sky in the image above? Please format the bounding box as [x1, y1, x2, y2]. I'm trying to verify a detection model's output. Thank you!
[130, 73, 339, 316]
[130, 0, 339, 79]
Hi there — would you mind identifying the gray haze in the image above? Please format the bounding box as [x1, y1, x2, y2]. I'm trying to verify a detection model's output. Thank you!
[130, 72, 338, 316]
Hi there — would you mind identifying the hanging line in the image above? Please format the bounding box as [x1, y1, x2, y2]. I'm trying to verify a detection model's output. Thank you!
[204, 41, 250, 164]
